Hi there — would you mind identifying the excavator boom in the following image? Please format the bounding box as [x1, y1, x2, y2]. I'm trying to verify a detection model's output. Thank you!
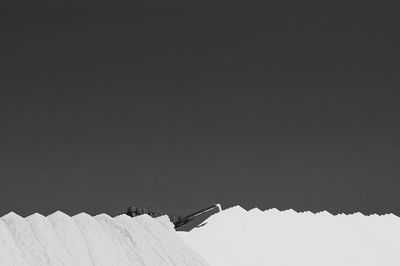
[173, 204, 221, 228]
[123, 203, 222, 229]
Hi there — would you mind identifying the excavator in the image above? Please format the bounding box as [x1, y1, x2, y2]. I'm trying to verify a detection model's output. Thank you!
[123, 204, 222, 229]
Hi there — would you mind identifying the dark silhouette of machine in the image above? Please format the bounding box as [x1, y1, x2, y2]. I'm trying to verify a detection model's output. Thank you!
[123, 204, 222, 229]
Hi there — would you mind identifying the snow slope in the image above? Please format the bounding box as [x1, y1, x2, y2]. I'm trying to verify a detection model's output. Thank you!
[0, 212, 208, 266]
[180, 206, 400, 266]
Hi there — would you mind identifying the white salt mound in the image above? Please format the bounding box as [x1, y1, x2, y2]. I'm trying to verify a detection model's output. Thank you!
[179, 205, 400, 266]
[2, 212, 50, 265]
[26, 213, 76, 266]
[0, 212, 208, 266]
[48, 211, 93, 266]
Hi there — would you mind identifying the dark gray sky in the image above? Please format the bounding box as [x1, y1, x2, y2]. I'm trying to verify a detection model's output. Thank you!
[1, 1, 400, 218]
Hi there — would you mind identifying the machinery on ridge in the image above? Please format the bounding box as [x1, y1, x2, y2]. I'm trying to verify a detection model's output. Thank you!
[124, 203, 222, 229]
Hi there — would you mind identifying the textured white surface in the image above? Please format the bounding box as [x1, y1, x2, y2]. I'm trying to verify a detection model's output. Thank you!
[0, 212, 207, 266]
[180, 206, 400, 266]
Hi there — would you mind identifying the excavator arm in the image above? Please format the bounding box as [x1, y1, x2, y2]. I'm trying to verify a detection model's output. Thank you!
[123, 203, 222, 229]
[173, 204, 222, 228]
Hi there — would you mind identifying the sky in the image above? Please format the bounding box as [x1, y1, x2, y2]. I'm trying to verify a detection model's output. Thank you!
[1, 1, 400, 218]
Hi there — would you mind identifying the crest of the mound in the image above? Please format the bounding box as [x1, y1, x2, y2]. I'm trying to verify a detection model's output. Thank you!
[73, 212, 92, 219]
[195, 206, 400, 230]
[47, 210, 71, 223]
[2, 211, 24, 221]
[26, 213, 47, 224]
[195, 205, 246, 229]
